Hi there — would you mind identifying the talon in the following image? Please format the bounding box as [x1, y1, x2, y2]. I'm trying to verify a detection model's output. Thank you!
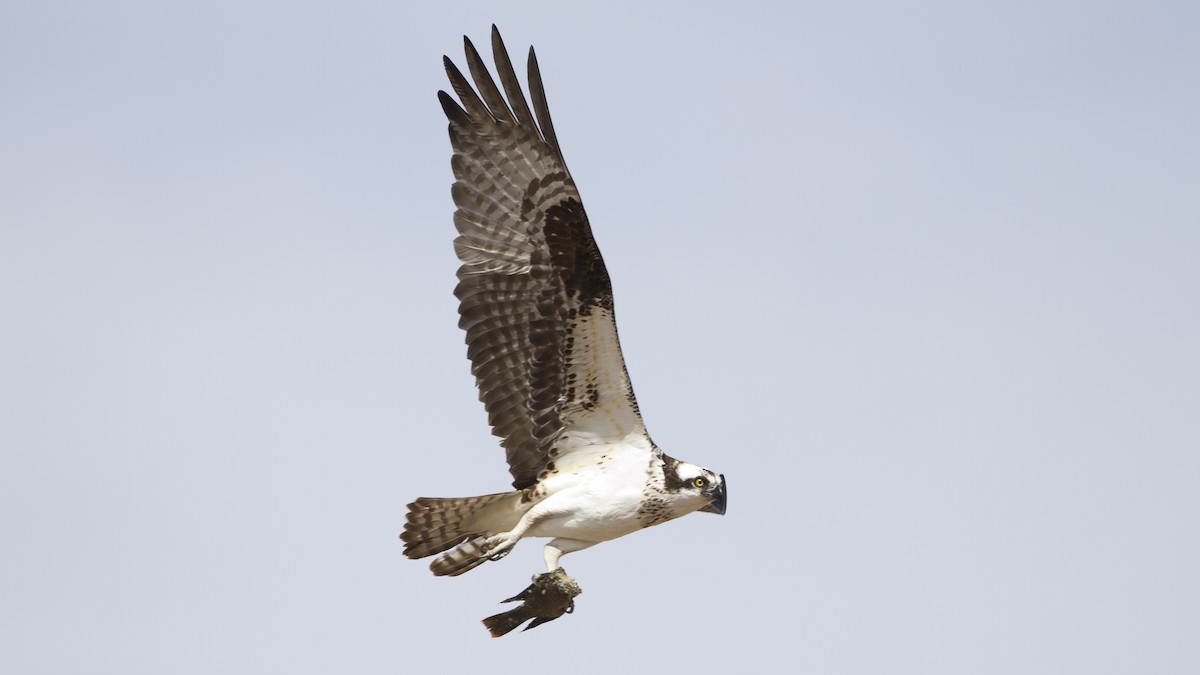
[482, 535, 514, 561]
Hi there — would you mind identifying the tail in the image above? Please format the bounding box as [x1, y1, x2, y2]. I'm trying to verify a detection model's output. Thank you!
[401, 491, 527, 576]
[482, 604, 538, 637]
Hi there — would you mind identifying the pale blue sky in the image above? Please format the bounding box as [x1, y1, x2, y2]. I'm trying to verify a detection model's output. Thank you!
[2, 1, 1198, 672]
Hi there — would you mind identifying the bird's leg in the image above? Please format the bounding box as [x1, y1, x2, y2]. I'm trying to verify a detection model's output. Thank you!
[480, 503, 554, 561]
[543, 538, 595, 571]
[481, 533, 520, 561]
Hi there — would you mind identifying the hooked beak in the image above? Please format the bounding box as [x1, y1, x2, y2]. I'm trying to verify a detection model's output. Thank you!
[700, 474, 726, 515]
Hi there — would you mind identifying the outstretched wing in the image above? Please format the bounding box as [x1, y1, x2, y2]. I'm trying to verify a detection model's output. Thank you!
[440, 27, 648, 490]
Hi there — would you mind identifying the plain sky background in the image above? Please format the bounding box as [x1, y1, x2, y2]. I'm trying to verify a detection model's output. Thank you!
[2, 1, 1198, 672]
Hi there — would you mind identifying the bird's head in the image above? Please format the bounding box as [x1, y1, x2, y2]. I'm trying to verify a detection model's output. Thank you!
[665, 458, 727, 516]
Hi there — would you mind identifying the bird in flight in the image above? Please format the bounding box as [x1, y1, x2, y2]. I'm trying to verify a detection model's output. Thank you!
[402, 26, 727, 634]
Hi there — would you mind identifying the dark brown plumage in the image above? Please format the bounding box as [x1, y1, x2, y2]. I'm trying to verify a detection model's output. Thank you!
[481, 568, 582, 637]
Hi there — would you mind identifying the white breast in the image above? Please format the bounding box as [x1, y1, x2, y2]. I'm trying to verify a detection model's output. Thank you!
[525, 435, 655, 543]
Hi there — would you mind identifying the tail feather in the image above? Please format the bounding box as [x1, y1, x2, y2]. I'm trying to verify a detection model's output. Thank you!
[401, 491, 527, 575]
[431, 536, 491, 576]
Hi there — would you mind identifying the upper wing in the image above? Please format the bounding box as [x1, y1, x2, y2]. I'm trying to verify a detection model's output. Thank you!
[440, 27, 648, 490]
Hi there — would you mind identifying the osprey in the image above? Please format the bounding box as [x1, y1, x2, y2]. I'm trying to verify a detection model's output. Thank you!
[402, 26, 727, 631]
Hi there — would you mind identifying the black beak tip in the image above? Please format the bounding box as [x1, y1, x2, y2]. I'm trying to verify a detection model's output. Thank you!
[702, 474, 727, 515]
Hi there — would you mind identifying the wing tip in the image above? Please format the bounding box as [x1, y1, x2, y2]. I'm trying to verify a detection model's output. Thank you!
[438, 89, 469, 128]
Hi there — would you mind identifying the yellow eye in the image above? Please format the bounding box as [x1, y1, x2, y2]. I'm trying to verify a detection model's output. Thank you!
[694, 477, 706, 488]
